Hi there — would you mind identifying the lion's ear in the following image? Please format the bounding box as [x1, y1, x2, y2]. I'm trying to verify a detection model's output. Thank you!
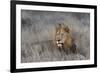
[65, 25, 70, 33]
[58, 23, 62, 27]
[56, 24, 61, 30]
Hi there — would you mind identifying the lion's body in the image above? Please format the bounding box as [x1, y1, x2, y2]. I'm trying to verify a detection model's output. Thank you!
[54, 24, 76, 53]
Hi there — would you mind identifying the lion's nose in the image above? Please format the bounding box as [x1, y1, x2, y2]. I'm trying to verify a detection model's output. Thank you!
[57, 39, 60, 42]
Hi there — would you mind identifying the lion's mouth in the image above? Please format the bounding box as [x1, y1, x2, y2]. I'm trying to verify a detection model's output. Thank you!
[56, 41, 64, 47]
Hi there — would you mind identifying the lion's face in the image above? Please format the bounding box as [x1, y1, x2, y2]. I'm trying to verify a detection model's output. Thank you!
[55, 24, 70, 48]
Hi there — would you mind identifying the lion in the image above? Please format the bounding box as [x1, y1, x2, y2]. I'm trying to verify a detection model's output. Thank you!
[54, 23, 77, 53]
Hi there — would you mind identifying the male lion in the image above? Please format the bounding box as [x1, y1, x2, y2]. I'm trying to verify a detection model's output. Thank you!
[54, 23, 77, 53]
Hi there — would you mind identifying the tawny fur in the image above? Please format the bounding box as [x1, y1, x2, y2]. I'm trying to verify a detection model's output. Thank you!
[54, 24, 77, 53]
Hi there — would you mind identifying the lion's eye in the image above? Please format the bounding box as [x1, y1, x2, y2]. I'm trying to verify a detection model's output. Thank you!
[61, 33, 64, 36]
[56, 31, 60, 35]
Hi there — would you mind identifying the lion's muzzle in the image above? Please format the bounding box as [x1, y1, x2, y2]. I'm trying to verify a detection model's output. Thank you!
[56, 40, 64, 48]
